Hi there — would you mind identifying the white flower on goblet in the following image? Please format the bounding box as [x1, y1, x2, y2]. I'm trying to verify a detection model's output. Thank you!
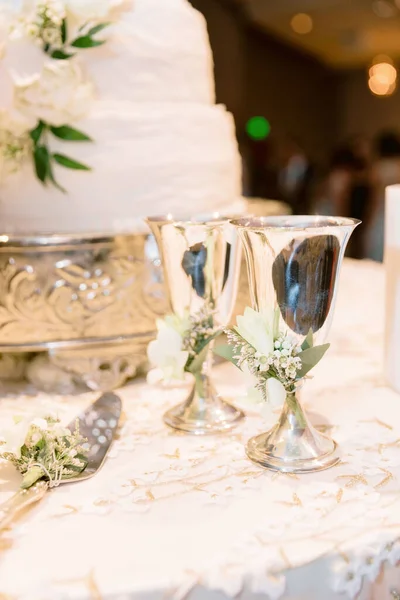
[266, 377, 286, 408]
[14, 60, 94, 127]
[147, 324, 189, 385]
[65, 0, 126, 21]
[164, 313, 191, 338]
[234, 307, 276, 356]
[240, 361, 285, 414]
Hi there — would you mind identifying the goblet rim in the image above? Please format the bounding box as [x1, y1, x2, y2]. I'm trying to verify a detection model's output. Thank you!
[230, 215, 361, 232]
[146, 213, 247, 227]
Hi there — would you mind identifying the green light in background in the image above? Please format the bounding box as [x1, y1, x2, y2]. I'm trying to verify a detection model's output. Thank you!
[246, 116, 271, 140]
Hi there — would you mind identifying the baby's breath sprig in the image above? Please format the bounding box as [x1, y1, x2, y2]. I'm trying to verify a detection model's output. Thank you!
[226, 328, 302, 402]
[217, 307, 330, 405]
[0, 416, 88, 489]
[183, 305, 217, 367]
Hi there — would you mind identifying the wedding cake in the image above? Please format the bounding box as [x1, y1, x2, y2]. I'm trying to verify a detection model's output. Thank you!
[0, 0, 242, 233]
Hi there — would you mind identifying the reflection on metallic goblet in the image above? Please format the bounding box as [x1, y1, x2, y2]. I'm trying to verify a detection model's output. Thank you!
[146, 214, 244, 435]
[231, 215, 359, 473]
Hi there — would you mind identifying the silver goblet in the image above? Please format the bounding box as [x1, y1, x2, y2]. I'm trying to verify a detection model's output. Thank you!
[147, 215, 244, 435]
[231, 215, 359, 473]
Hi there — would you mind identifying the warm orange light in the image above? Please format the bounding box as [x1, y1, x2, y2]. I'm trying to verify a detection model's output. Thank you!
[368, 59, 397, 95]
[290, 13, 313, 35]
[371, 54, 393, 66]
[368, 76, 396, 96]
[369, 62, 397, 84]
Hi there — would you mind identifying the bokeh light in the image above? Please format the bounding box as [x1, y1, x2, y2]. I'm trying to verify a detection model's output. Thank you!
[368, 59, 397, 96]
[246, 116, 271, 141]
[290, 13, 313, 35]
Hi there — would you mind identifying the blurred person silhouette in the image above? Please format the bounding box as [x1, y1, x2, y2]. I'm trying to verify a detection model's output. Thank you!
[365, 131, 400, 261]
[278, 136, 314, 215]
[246, 137, 280, 199]
[317, 141, 373, 258]
[317, 145, 354, 216]
[346, 135, 374, 258]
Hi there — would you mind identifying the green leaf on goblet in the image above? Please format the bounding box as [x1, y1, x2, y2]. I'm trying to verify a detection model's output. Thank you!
[296, 343, 330, 379]
[187, 330, 222, 374]
[301, 328, 314, 351]
[213, 343, 240, 368]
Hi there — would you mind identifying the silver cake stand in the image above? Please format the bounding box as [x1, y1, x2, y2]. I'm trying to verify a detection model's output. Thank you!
[0, 232, 168, 392]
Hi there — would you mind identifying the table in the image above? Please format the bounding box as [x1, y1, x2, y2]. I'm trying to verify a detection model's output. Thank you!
[0, 259, 400, 600]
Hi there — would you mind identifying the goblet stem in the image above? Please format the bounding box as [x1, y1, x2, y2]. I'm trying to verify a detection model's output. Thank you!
[163, 347, 244, 435]
[246, 388, 340, 473]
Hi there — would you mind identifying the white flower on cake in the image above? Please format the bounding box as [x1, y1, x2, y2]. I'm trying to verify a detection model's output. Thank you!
[0, 109, 33, 180]
[9, 1, 66, 46]
[15, 60, 94, 126]
[0, 0, 129, 190]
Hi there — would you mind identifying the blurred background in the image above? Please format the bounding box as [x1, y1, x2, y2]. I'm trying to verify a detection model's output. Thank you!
[190, 0, 400, 262]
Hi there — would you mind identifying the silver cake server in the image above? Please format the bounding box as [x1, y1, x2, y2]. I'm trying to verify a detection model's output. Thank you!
[0, 391, 122, 531]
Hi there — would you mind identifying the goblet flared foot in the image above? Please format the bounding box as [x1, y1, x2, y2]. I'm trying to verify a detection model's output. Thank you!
[147, 215, 244, 435]
[163, 371, 244, 435]
[232, 215, 359, 473]
[246, 390, 340, 473]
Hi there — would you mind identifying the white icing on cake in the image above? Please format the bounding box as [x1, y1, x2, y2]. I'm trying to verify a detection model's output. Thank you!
[0, 0, 242, 234]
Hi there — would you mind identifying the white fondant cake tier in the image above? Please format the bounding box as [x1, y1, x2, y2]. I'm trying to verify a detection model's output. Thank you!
[0, 103, 241, 233]
[81, 0, 215, 104]
[0, 0, 242, 233]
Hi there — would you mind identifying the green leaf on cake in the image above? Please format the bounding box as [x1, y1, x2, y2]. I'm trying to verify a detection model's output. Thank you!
[87, 23, 111, 36]
[53, 153, 91, 171]
[47, 159, 66, 194]
[34, 145, 50, 183]
[61, 18, 67, 44]
[30, 121, 46, 145]
[51, 49, 75, 60]
[50, 125, 92, 142]
[71, 36, 105, 48]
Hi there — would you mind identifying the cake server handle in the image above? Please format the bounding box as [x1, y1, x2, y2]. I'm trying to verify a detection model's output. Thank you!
[0, 481, 49, 531]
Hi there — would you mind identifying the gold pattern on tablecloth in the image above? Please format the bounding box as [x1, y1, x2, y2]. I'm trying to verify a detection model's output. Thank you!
[54, 571, 102, 600]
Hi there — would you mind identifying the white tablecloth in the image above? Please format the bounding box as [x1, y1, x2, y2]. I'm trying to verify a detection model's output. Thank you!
[1, 259, 400, 600]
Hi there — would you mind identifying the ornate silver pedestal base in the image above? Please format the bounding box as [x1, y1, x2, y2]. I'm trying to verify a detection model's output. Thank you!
[164, 375, 244, 435]
[0, 232, 167, 392]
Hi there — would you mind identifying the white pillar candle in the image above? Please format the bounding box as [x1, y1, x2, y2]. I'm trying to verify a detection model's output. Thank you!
[384, 185, 400, 394]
